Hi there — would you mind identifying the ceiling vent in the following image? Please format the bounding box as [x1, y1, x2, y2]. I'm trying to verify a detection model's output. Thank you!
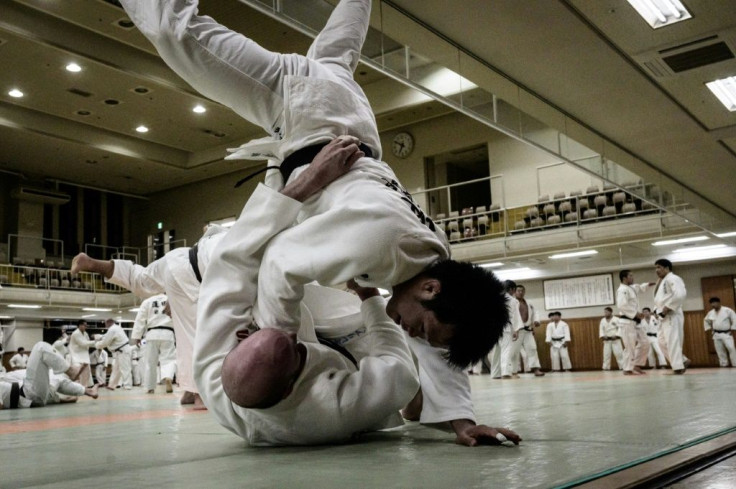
[633, 31, 736, 78]
[11, 187, 70, 205]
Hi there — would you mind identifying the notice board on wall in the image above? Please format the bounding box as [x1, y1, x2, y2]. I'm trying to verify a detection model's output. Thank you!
[543, 274, 615, 310]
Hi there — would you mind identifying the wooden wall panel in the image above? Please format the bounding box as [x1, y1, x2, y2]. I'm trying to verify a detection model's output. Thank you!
[529, 311, 721, 371]
[701, 275, 735, 311]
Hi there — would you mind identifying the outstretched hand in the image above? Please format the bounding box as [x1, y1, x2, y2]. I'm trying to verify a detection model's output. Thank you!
[455, 424, 522, 447]
[346, 279, 380, 301]
[281, 136, 365, 202]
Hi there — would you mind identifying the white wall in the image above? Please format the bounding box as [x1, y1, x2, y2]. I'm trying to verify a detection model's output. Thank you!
[3, 320, 44, 351]
[513, 260, 736, 320]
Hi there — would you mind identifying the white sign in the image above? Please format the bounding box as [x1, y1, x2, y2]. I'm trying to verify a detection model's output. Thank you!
[544, 274, 614, 310]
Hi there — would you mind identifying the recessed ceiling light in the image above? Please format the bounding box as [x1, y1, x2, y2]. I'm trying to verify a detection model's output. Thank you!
[479, 262, 504, 268]
[135, 125, 149, 133]
[8, 88, 24, 98]
[549, 250, 598, 259]
[652, 236, 708, 246]
[82, 307, 112, 312]
[81, 314, 97, 318]
[128, 307, 140, 312]
[193, 104, 206, 114]
[66, 62, 82, 73]
[706, 77, 736, 112]
[717, 231, 736, 238]
[625, 0, 692, 29]
[8, 304, 41, 309]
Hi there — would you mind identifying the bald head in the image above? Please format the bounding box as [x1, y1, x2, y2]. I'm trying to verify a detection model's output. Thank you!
[221, 329, 303, 409]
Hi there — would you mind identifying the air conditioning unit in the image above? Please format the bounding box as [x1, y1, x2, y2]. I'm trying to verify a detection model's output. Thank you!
[11, 186, 71, 205]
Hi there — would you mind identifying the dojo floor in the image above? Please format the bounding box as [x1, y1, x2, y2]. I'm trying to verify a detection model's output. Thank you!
[2, 368, 735, 489]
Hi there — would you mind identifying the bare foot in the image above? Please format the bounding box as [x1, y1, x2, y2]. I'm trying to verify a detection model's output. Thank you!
[85, 385, 99, 399]
[164, 378, 173, 393]
[70, 253, 91, 274]
[105, 385, 116, 391]
[193, 394, 207, 411]
[180, 391, 195, 405]
[633, 366, 646, 374]
[147, 389, 155, 394]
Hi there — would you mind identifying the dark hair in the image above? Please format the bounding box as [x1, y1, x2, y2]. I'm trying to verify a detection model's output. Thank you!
[421, 260, 508, 369]
[604, 307, 612, 312]
[642, 307, 651, 312]
[709, 297, 721, 304]
[619, 269, 631, 282]
[548, 311, 561, 318]
[503, 280, 517, 293]
[77, 319, 87, 326]
[516, 284, 526, 291]
[655, 258, 673, 270]
[18, 347, 25, 352]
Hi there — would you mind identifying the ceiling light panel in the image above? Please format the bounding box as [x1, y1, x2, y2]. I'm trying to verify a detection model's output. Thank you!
[706, 77, 736, 112]
[626, 0, 692, 29]
[549, 250, 598, 259]
[652, 236, 708, 246]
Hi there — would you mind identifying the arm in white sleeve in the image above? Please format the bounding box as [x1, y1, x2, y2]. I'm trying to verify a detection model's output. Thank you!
[95, 329, 116, 350]
[664, 276, 687, 311]
[131, 299, 151, 341]
[194, 184, 304, 422]
[545, 324, 552, 343]
[509, 297, 524, 333]
[306, 0, 370, 73]
[71, 330, 95, 350]
[729, 308, 736, 330]
[564, 323, 571, 342]
[631, 283, 651, 294]
[704, 310, 714, 330]
[599, 319, 605, 338]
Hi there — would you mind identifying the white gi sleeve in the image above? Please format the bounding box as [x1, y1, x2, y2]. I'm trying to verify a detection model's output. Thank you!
[508, 296, 524, 333]
[704, 310, 715, 331]
[131, 297, 152, 341]
[728, 308, 736, 330]
[95, 328, 117, 350]
[663, 275, 687, 311]
[545, 323, 553, 343]
[70, 330, 95, 351]
[564, 323, 571, 342]
[599, 319, 606, 338]
[194, 183, 304, 426]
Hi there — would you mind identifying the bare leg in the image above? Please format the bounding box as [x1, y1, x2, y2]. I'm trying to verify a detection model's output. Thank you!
[85, 385, 99, 399]
[71, 253, 114, 278]
[180, 391, 195, 404]
[400, 388, 423, 421]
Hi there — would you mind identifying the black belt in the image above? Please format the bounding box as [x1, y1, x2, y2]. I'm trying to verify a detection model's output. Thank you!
[91, 363, 100, 367]
[317, 335, 358, 368]
[618, 314, 641, 324]
[114, 344, 129, 353]
[603, 337, 620, 341]
[551, 337, 566, 341]
[9, 382, 25, 409]
[148, 326, 175, 333]
[712, 330, 731, 334]
[234, 141, 374, 188]
[523, 327, 533, 332]
[189, 244, 202, 283]
[646, 333, 657, 337]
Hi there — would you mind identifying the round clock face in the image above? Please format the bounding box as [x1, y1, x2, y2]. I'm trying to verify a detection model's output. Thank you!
[392, 132, 414, 158]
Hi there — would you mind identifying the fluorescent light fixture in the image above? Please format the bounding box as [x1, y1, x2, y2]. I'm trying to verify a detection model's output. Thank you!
[652, 236, 708, 246]
[479, 262, 504, 268]
[626, 0, 692, 29]
[128, 307, 140, 313]
[192, 104, 206, 114]
[8, 304, 41, 309]
[706, 77, 736, 112]
[0, 315, 14, 319]
[81, 314, 97, 318]
[671, 245, 736, 263]
[66, 63, 82, 73]
[8, 89, 24, 98]
[673, 244, 727, 253]
[549, 250, 598, 259]
[135, 125, 149, 133]
[717, 231, 736, 238]
[82, 307, 112, 312]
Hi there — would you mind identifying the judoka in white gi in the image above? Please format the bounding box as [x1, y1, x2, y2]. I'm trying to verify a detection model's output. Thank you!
[599, 307, 623, 371]
[641, 308, 667, 368]
[9, 347, 28, 370]
[616, 270, 654, 375]
[89, 348, 108, 386]
[196, 139, 520, 446]
[653, 259, 690, 374]
[118, 0, 509, 371]
[69, 320, 96, 387]
[0, 342, 98, 409]
[545, 312, 572, 371]
[704, 297, 736, 367]
[52, 332, 70, 360]
[514, 285, 545, 376]
[96, 319, 133, 389]
[500, 281, 525, 379]
[132, 294, 177, 393]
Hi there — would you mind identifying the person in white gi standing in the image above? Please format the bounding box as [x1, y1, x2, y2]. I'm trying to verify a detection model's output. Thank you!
[132, 294, 177, 394]
[500, 281, 524, 379]
[617, 270, 654, 376]
[653, 259, 690, 374]
[545, 312, 572, 372]
[641, 307, 667, 368]
[514, 285, 544, 376]
[89, 348, 108, 387]
[96, 319, 133, 390]
[9, 347, 28, 370]
[704, 297, 736, 367]
[599, 307, 624, 371]
[69, 320, 96, 388]
[118, 0, 509, 372]
[0, 341, 97, 409]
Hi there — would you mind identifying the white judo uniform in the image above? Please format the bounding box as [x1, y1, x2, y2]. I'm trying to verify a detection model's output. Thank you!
[642, 316, 666, 367]
[616, 283, 650, 372]
[599, 317, 623, 370]
[90, 349, 108, 386]
[9, 352, 28, 370]
[546, 321, 572, 371]
[132, 294, 177, 392]
[653, 272, 688, 370]
[195, 183, 419, 446]
[69, 327, 96, 387]
[119, 0, 450, 334]
[500, 294, 524, 377]
[704, 306, 736, 367]
[106, 225, 226, 396]
[0, 342, 86, 409]
[96, 323, 132, 389]
[517, 299, 542, 373]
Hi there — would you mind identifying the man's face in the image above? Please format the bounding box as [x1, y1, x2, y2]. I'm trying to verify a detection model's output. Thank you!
[551, 315, 560, 323]
[515, 287, 526, 300]
[604, 309, 612, 319]
[624, 273, 634, 285]
[386, 279, 455, 348]
[711, 301, 721, 311]
[643, 309, 651, 319]
[655, 264, 668, 278]
[79, 323, 87, 333]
